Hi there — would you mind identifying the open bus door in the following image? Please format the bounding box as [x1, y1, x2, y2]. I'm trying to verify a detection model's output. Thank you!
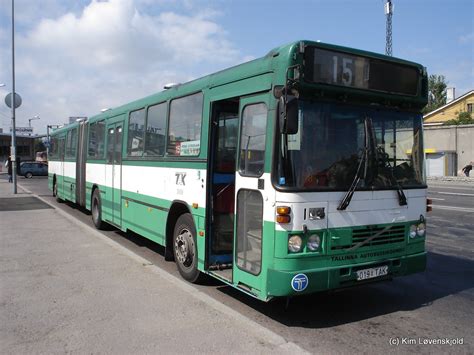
[232, 94, 270, 295]
[207, 93, 270, 296]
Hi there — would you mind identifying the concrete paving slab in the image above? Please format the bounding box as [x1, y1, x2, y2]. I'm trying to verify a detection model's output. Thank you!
[0, 196, 52, 211]
[0, 179, 306, 354]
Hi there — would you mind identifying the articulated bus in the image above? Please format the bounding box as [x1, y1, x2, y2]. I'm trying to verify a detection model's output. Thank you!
[48, 40, 429, 301]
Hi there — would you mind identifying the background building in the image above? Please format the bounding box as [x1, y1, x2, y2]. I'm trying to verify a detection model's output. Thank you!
[423, 90, 474, 176]
[424, 90, 474, 125]
[0, 133, 45, 172]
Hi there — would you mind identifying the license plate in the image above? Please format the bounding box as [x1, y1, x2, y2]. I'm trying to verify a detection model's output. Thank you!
[356, 265, 388, 281]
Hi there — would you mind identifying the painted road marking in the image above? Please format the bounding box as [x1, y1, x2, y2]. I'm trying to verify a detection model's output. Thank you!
[432, 205, 474, 213]
[428, 185, 474, 191]
[435, 191, 474, 197]
[428, 197, 445, 201]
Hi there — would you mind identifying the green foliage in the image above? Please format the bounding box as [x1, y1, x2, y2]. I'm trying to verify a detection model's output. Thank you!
[34, 138, 46, 153]
[423, 74, 447, 114]
[443, 111, 474, 126]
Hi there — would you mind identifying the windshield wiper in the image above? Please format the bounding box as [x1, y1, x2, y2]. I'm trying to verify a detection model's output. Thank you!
[386, 160, 408, 206]
[337, 116, 371, 211]
[365, 116, 407, 206]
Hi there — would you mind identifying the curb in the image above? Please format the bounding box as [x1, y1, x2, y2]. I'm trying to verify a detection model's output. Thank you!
[17, 183, 308, 354]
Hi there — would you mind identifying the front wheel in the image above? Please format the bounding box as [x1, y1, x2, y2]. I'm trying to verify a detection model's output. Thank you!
[25, 172, 33, 179]
[91, 189, 106, 230]
[173, 213, 202, 283]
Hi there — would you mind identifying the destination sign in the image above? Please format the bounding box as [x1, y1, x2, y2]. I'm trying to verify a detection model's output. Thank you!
[304, 47, 420, 96]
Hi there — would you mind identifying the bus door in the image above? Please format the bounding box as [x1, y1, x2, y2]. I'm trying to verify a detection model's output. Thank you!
[207, 98, 239, 281]
[232, 94, 270, 294]
[105, 117, 124, 226]
[58, 136, 66, 197]
[76, 121, 87, 207]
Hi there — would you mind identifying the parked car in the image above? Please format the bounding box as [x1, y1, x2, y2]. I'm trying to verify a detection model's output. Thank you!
[20, 162, 48, 178]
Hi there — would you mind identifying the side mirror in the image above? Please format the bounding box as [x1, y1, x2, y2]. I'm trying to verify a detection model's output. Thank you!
[279, 95, 299, 135]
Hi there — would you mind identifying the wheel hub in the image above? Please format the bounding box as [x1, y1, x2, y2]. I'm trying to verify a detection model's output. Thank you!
[175, 229, 194, 267]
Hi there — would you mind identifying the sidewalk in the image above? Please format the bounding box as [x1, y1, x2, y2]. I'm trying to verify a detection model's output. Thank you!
[427, 176, 474, 184]
[0, 178, 304, 354]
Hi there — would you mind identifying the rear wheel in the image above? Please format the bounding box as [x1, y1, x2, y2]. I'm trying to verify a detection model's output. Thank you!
[92, 189, 106, 230]
[25, 172, 33, 179]
[53, 179, 63, 203]
[173, 213, 202, 283]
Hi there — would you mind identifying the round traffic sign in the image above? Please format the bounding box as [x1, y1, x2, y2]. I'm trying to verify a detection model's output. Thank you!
[5, 92, 22, 108]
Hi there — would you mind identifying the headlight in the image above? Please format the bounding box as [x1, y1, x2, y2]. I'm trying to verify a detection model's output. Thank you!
[307, 234, 321, 251]
[409, 225, 417, 238]
[417, 223, 426, 236]
[288, 235, 302, 253]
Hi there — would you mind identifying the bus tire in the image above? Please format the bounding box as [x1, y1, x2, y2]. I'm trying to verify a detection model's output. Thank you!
[53, 179, 63, 203]
[173, 213, 202, 283]
[92, 189, 106, 230]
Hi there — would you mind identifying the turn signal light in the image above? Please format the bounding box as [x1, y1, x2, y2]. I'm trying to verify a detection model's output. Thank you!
[276, 215, 291, 224]
[276, 206, 291, 215]
[276, 206, 291, 224]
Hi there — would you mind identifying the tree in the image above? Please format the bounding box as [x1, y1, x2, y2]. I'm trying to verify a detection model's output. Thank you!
[444, 111, 474, 126]
[34, 138, 46, 153]
[422, 74, 447, 114]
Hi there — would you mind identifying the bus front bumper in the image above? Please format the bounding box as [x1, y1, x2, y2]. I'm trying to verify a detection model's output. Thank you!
[266, 252, 426, 297]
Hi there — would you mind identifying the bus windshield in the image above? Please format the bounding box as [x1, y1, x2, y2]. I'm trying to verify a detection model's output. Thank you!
[276, 101, 425, 191]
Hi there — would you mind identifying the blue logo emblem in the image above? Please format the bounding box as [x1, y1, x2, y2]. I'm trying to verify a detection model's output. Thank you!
[291, 273, 309, 292]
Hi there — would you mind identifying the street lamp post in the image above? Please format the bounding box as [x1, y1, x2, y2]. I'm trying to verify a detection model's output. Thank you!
[28, 115, 40, 127]
[10, 0, 17, 194]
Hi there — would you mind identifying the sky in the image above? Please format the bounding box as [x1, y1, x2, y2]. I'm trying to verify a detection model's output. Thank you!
[0, 0, 473, 134]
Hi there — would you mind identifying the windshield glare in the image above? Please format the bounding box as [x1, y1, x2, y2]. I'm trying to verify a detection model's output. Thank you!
[277, 101, 425, 190]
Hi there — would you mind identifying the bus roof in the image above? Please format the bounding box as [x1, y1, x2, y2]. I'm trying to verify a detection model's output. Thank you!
[53, 40, 425, 130]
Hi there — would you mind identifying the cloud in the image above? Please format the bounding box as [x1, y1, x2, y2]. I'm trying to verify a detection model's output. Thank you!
[458, 32, 474, 44]
[433, 60, 474, 98]
[0, 0, 246, 132]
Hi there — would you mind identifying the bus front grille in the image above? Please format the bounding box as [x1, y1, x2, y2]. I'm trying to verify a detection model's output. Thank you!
[331, 225, 406, 251]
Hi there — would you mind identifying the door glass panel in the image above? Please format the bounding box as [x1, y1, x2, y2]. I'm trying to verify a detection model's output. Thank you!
[107, 128, 114, 163]
[115, 127, 122, 163]
[239, 103, 267, 176]
[236, 189, 263, 275]
[59, 138, 65, 160]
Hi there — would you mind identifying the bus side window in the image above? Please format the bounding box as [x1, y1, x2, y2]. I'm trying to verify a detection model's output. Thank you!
[49, 137, 58, 159]
[88, 121, 106, 159]
[145, 102, 167, 156]
[167, 92, 203, 157]
[127, 108, 146, 157]
[65, 128, 77, 159]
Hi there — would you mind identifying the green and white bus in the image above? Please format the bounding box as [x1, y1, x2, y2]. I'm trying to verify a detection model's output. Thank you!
[48, 40, 429, 301]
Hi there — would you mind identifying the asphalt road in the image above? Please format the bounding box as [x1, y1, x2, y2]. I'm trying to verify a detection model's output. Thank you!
[11, 176, 474, 353]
